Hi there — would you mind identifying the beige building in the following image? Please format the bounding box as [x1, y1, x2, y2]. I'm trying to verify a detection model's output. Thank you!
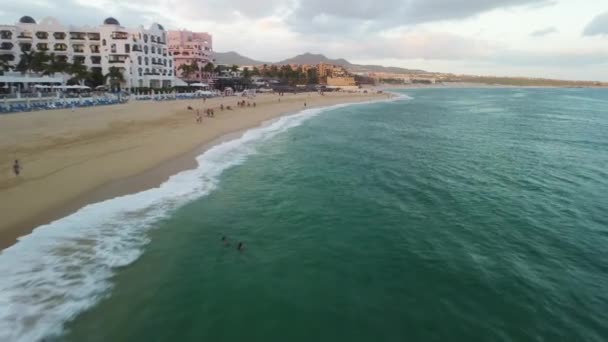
[327, 76, 357, 87]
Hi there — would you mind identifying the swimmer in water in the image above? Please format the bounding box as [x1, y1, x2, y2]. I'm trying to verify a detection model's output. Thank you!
[237, 242, 245, 251]
[222, 236, 230, 246]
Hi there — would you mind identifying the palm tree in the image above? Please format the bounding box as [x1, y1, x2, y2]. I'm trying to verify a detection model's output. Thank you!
[242, 67, 251, 79]
[31, 51, 51, 74]
[0, 58, 13, 75]
[104, 66, 125, 92]
[15, 48, 35, 74]
[43, 53, 70, 76]
[203, 62, 214, 73]
[68, 62, 90, 85]
[214, 65, 222, 74]
[230, 65, 239, 73]
[178, 62, 198, 80]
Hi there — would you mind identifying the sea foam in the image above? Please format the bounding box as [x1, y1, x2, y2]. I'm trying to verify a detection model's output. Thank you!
[0, 96, 407, 341]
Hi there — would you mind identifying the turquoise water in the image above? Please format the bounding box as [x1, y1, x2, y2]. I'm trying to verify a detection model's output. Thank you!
[2, 88, 608, 341]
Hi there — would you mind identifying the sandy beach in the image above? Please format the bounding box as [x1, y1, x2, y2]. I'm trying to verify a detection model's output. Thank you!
[0, 91, 386, 249]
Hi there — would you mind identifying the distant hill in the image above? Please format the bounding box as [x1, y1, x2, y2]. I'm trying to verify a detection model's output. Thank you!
[214, 51, 268, 66]
[214, 51, 428, 74]
[277, 53, 351, 66]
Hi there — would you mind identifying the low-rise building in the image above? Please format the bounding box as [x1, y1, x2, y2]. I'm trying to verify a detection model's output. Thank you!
[327, 76, 357, 87]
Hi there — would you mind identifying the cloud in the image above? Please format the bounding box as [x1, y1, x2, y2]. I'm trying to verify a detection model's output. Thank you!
[583, 11, 608, 36]
[287, 0, 551, 35]
[530, 26, 557, 37]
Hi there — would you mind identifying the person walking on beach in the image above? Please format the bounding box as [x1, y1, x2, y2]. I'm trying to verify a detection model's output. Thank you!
[304, 101, 307, 108]
[13, 159, 22, 176]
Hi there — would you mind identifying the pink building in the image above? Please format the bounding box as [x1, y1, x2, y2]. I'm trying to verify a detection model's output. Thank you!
[168, 30, 214, 83]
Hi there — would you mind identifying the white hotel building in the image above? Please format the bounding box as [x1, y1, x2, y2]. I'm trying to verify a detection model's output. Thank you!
[0, 16, 176, 88]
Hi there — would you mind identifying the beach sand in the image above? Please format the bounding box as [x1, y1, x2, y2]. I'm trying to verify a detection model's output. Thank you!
[0, 91, 386, 249]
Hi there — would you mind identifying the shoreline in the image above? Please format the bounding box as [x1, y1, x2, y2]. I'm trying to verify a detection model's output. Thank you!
[0, 92, 389, 250]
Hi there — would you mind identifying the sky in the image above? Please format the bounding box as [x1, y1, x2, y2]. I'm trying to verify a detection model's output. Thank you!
[1, 0, 608, 81]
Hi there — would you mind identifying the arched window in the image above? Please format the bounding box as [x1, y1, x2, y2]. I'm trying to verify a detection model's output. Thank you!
[138, 67, 142, 76]
[144, 45, 148, 54]
[143, 34, 148, 43]
[145, 68, 149, 74]
[151, 46, 155, 54]
[110, 44, 116, 53]
[144, 57, 148, 65]
[169, 60, 172, 67]
[138, 56, 142, 64]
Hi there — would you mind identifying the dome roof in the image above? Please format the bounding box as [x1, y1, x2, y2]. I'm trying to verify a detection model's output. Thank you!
[103, 17, 120, 25]
[19, 16, 36, 24]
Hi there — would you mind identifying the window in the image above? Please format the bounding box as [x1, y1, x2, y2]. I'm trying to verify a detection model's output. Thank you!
[138, 56, 142, 64]
[1, 42, 14, 50]
[110, 44, 116, 53]
[151, 46, 155, 54]
[143, 34, 148, 43]
[35, 31, 48, 39]
[0, 30, 12, 39]
[145, 68, 149, 74]
[18, 43, 31, 51]
[144, 57, 148, 65]
[169, 60, 172, 67]
[144, 46, 148, 54]
[138, 67, 142, 76]
[125, 44, 130, 53]
[53, 32, 66, 40]
[91, 56, 101, 64]
[102, 39, 106, 46]
[36, 43, 48, 51]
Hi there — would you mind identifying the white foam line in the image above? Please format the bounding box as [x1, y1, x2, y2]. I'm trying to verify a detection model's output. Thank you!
[0, 95, 404, 341]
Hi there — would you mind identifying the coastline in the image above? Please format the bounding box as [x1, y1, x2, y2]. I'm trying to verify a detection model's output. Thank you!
[0, 91, 388, 250]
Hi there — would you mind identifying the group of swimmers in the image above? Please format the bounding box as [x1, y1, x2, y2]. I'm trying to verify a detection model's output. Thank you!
[222, 236, 245, 251]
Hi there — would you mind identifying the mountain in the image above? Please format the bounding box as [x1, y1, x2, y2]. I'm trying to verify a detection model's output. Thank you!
[277, 53, 351, 66]
[214, 51, 428, 74]
[213, 51, 268, 66]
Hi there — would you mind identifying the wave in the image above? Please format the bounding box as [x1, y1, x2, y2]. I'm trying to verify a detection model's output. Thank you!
[0, 97, 399, 342]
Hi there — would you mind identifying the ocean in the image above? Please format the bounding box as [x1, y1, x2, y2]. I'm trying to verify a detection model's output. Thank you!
[1, 88, 607, 341]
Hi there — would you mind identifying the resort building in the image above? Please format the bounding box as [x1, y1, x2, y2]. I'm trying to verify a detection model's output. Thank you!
[0, 16, 176, 89]
[327, 76, 357, 87]
[167, 30, 213, 83]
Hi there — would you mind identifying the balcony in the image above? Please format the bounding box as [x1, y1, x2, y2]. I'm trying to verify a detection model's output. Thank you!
[0, 42, 13, 50]
[36, 43, 49, 51]
[0, 31, 12, 40]
[90, 46, 100, 53]
[73, 48, 85, 53]
[53, 32, 66, 40]
[87, 33, 100, 41]
[17, 33, 33, 40]
[54, 44, 68, 52]
[111, 32, 129, 39]
[35, 32, 48, 39]
[91, 56, 101, 64]
[70, 32, 87, 40]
